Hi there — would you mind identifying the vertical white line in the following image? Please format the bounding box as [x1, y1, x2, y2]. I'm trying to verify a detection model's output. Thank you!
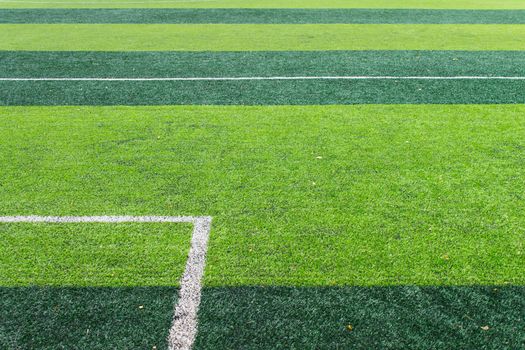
[168, 216, 212, 350]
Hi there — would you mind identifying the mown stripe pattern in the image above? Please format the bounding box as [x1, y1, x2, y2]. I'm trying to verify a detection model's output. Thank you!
[3, 79, 525, 105]
[2, 24, 525, 51]
[2, 51, 525, 105]
[3, 51, 525, 78]
[3, 9, 525, 24]
[2, 3, 525, 350]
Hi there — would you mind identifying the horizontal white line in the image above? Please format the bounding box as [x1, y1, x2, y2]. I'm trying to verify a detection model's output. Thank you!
[1, 76, 525, 81]
[0, 215, 201, 223]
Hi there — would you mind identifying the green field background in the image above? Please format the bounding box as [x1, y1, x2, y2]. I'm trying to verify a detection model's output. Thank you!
[1, 2, 525, 348]
[2, 0, 525, 9]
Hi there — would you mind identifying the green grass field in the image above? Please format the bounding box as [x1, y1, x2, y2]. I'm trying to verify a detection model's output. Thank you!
[1, 1, 524, 349]
[3, 24, 525, 51]
[2, 0, 525, 9]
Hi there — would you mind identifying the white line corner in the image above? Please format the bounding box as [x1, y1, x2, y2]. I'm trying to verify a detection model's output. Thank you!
[0, 215, 213, 350]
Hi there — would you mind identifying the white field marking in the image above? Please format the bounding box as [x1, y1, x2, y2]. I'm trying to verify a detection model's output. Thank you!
[167, 216, 212, 350]
[0, 215, 213, 350]
[0, 215, 196, 223]
[2, 76, 525, 81]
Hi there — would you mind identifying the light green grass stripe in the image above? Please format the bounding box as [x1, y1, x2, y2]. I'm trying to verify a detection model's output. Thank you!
[1, 105, 524, 286]
[0, 223, 193, 286]
[2, 24, 525, 51]
[2, 0, 525, 9]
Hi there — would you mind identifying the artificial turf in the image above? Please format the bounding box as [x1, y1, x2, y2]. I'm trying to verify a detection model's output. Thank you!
[2, 0, 525, 9]
[2, 24, 525, 51]
[4, 50, 525, 105]
[4, 79, 525, 105]
[4, 51, 525, 78]
[0, 223, 193, 286]
[0, 286, 177, 349]
[1, 105, 524, 287]
[2, 2, 525, 347]
[195, 286, 525, 349]
[3, 9, 525, 24]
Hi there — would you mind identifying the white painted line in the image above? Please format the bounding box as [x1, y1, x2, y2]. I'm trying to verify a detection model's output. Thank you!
[168, 216, 212, 350]
[0, 215, 195, 223]
[0, 215, 213, 350]
[2, 76, 525, 81]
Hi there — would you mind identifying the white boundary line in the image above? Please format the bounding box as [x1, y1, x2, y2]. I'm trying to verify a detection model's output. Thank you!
[1, 76, 525, 81]
[0, 215, 212, 350]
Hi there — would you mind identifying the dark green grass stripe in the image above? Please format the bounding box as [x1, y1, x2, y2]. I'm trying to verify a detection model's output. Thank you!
[3, 79, 525, 105]
[0, 287, 176, 350]
[4, 51, 525, 105]
[195, 286, 525, 349]
[3, 51, 525, 78]
[4, 8, 525, 24]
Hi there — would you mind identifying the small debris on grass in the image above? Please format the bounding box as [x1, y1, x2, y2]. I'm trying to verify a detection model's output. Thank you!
[481, 325, 490, 331]
[346, 324, 353, 332]
[316, 156, 323, 159]
[138, 305, 144, 309]
[442, 254, 450, 260]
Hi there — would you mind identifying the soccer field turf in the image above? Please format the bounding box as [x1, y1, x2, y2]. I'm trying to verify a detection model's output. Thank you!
[1, 1, 524, 349]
